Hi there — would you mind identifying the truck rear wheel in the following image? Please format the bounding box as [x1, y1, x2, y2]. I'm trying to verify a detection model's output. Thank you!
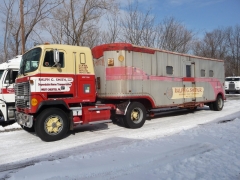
[123, 102, 146, 129]
[35, 108, 69, 142]
[209, 103, 214, 110]
[213, 95, 224, 111]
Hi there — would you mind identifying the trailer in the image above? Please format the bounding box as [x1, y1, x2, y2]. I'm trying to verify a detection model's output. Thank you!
[14, 43, 225, 141]
[93, 43, 225, 121]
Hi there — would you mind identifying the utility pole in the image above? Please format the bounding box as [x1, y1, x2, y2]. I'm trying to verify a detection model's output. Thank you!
[20, 0, 25, 54]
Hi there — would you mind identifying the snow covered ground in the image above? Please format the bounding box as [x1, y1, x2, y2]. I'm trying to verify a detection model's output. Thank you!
[0, 97, 240, 180]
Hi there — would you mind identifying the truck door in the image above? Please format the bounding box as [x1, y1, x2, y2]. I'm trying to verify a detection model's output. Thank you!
[182, 61, 196, 103]
[2, 69, 18, 102]
[74, 52, 96, 102]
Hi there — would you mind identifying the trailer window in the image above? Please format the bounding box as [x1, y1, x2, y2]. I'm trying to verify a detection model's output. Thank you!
[186, 65, 191, 77]
[209, 70, 214, 77]
[166, 66, 173, 75]
[80, 53, 86, 64]
[43, 51, 65, 67]
[201, 69, 205, 77]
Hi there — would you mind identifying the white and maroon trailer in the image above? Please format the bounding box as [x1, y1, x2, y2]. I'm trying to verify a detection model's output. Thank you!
[92, 43, 225, 128]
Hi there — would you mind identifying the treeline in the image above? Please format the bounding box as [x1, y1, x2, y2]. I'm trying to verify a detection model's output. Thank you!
[0, 0, 239, 76]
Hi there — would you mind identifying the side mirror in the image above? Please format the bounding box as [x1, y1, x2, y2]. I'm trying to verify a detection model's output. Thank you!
[9, 69, 13, 84]
[54, 49, 59, 63]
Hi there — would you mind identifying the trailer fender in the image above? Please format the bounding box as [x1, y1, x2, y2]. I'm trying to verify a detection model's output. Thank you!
[115, 101, 131, 115]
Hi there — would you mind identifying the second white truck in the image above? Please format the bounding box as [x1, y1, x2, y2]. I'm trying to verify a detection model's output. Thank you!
[0, 55, 21, 124]
[225, 76, 240, 94]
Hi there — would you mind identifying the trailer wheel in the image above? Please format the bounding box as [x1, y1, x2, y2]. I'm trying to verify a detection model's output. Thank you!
[213, 95, 224, 111]
[35, 108, 69, 142]
[123, 102, 146, 129]
[209, 103, 214, 110]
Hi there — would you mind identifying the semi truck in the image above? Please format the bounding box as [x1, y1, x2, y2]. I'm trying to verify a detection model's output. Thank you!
[0, 55, 21, 125]
[225, 76, 240, 94]
[14, 43, 225, 141]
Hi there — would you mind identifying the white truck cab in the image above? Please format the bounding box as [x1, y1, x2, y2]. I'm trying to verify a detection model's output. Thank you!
[0, 55, 21, 123]
[225, 76, 240, 94]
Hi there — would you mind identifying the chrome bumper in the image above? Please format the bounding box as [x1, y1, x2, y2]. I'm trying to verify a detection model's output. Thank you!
[15, 112, 33, 128]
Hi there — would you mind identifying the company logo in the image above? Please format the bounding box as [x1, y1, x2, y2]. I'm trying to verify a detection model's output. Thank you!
[166, 87, 204, 99]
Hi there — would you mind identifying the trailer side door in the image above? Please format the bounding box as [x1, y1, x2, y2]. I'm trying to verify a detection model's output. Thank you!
[182, 60, 196, 103]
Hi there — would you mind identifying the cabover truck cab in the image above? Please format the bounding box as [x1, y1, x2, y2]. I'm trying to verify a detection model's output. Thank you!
[0, 55, 21, 123]
[15, 44, 114, 141]
[92, 43, 225, 122]
[225, 76, 240, 94]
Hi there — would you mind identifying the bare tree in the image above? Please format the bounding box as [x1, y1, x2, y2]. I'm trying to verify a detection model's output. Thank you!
[23, 0, 62, 48]
[0, 0, 61, 59]
[0, 0, 15, 61]
[100, 11, 121, 44]
[43, 0, 117, 47]
[156, 17, 194, 53]
[193, 28, 227, 59]
[20, 0, 25, 54]
[120, 0, 156, 47]
[225, 25, 240, 76]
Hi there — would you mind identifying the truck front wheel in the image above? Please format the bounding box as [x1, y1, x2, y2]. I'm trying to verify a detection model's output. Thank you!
[123, 102, 146, 129]
[35, 108, 69, 142]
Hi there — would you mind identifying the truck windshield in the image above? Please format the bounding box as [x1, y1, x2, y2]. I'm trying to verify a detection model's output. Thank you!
[225, 78, 240, 81]
[19, 47, 41, 75]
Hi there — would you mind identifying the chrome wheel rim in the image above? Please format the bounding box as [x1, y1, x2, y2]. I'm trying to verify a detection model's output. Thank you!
[131, 107, 143, 124]
[44, 115, 63, 135]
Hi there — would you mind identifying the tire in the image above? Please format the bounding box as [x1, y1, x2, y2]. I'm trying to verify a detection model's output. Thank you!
[209, 103, 214, 110]
[213, 95, 224, 111]
[35, 108, 69, 142]
[123, 102, 146, 129]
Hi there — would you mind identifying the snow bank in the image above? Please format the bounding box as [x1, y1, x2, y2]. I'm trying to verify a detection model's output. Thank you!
[0, 123, 21, 132]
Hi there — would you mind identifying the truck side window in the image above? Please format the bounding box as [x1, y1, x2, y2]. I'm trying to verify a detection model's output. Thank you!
[186, 65, 191, 77]
[44, 51, 65, 67]
[80, 53, 86, 64]
[4, 70, 18, 84]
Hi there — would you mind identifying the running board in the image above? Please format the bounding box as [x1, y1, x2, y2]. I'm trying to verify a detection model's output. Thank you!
[89, 120, 112, 124]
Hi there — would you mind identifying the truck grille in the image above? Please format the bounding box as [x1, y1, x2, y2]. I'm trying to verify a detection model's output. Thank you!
[229, 82, 235, 90]
[15, 82, 30, 108]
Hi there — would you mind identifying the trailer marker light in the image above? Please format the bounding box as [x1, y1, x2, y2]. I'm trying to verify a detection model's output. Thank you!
[31, 98, 38, 106]
[118, 55, 124, 62]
